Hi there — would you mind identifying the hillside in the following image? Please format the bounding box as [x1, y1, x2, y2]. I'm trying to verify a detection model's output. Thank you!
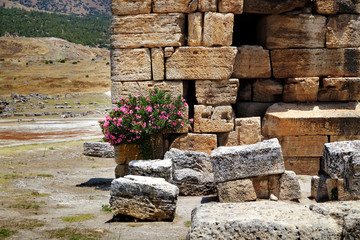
[0, 8, 110, 48]
[0, 0, 110, 16]
[0, 37, 110, 95]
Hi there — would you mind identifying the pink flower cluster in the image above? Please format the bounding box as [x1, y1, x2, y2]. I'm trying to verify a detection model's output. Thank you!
[99, 90, 191, 146]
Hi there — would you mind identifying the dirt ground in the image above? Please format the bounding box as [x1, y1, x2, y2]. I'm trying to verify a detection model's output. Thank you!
[0, 137, 314, 240]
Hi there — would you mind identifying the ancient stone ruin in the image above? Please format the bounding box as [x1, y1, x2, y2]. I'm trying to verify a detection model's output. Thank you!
[110, 0, 360, 176]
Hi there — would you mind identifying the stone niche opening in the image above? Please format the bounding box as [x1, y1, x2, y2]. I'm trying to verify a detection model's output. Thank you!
[183, 80, 197, 120]
[232, 13, 264, 46]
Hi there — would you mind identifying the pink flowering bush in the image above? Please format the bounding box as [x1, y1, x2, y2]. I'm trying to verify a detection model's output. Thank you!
[99, 89, 191, 159]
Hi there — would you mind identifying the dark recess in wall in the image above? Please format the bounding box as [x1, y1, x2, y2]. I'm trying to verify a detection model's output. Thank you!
[232, 13, 264, 46]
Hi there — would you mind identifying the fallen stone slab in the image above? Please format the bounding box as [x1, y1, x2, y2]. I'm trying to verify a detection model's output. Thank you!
[322, 140, 360, 178]
[164, 148, 216, 195]
[110, 175, 179, 221]
[187, 201, 342, 239]
[172, 169, 215, 196]
[83, 142, 114, 158]
[211, 138, 285, 183]
[129, 159, 172, 181]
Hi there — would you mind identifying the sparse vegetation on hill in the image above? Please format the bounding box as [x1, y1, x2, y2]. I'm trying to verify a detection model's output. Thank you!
[0, 7, 110, 48]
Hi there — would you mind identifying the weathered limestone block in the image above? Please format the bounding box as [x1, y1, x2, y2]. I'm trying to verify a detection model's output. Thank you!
[310, 201, 360, 238]
[253, 79, 283, 102]
[345, 153, 360, 197]
[111, 0, 151, 15]
[325, 178, 359, 201]
[110, 175, 178, 221]
[114, 144, 142, 165]
[152, 0, 197, 13]
[219, 0, 243, 13]
[111, 81, 183, 103]
[237, 117, 261, 145]
[327, 14, 360, 48]
[250, 175, 280, 199]
[187, 202, 342, 240]
[203, 12, 234, 46]
[278, 135, 328, 157]
[218, 117, 261, 146]
[217, 179, 257, 202]
[284, 157, 320, 175]
[318, 77, 360, 102]
[232, 46, 271, 79]
[271, 48, 360, 78]
[195, 79, 239, 106]
[169, 133, 217, 154]
[194, 105, 235, 133]
[164, 148, 212, 172]
[243, 0, 307, 14]
[262, 102, 360, 137]
[279, 171, 301, 201]
[259, 14, 326, 49]
[166, 47, 237, 80]
[83, 142, 114, 158]
[188, 13, 203, 46]
[311, 175, 330, 202]
[172, 169, 215, 196]
[331, 135, 360, 142]
[151, 48, 164, 81]
[111, 48, 151, 81]
[165, 148, 215, 195]
[322, 140, 360, 178]
[315, 0, 360, 14]
[236, 102, 272, 118]
[129, 159, 172, 181]
[111, 14, 185, 48]
[211, 139, 285, 183]
[198, 0, 217, 11]
[283, 77, 319, 102]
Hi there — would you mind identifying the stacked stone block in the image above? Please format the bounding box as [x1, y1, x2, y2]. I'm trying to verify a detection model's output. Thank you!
[111, 0, 360, 172]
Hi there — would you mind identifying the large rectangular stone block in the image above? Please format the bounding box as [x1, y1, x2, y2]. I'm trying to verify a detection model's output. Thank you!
[188, 12, 203, 46]
[318, 77, 360, 102]
[284, 157, 320, 175]
[283, 77, 319, 102]
[203, 12, 234, 46]
[345, 154, 360, 197]
[262, 102, 360, 136]
[152, 0, 198, 13]
[217, 179, 257, 202]
[110, 175, 179, 221]
[278, 135, 328, 157]
[111, 0, 151, 15]
[211, 138, 285, 183]
[327, 14, 360, 48]
[194, 105, 235, 133]
[195, 79, 239, 106]
[111, 81, 183, 103]
[165, 47, 237, 80]
[232, 46, 271, 79]
[271, 48, 360, 78]
[315, 0, 360, 14]
[322, 140, 360, 178]
[198, 0, 217, 11]
[243, 0, 307, 14]
[219, 0, 243, 13]
[111, 48, 151, 82]
[253, 79, 283, 102]
[151, 48, 164, 81]
[259, 14, 326, 49]
[111, 13, 185, 48]
[237, 117, 261, 145]
[169, 133, 217, 154]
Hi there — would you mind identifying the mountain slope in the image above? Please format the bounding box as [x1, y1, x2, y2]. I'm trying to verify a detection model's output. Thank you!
[0, 0, 110, 16]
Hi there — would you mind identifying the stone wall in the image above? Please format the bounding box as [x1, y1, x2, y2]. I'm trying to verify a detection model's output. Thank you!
[111, 0, 360, 174]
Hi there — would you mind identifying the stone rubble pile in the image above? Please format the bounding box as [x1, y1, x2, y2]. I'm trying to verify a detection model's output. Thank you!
[311, 140, 360, 201]
[110, 0, 360, 174]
